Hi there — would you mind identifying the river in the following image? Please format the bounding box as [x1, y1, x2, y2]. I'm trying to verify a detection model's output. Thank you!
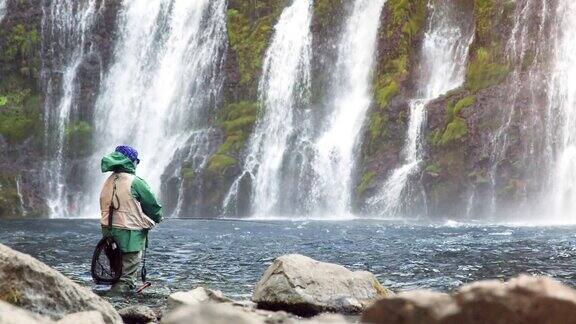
[2, 219, 576, 308]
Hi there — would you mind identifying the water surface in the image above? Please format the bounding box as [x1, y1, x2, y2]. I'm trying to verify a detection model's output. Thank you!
[2, 219, 576, 306]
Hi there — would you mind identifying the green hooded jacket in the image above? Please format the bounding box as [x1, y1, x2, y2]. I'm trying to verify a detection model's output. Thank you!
[101, 152, 163, 252]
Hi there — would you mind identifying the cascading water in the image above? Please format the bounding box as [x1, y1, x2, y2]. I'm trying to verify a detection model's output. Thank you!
[42, 0, 100, 218]
[0, 0, 6, 22]
[308, 0, 386, 218]
[225, 0, 313, 217]
[368, 2, 473, 217]
[84, 0, 227, 217]
[547, 0, 576, 222]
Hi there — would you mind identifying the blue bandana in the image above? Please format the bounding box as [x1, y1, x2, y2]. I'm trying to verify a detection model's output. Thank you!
[115, 145, 140, 165]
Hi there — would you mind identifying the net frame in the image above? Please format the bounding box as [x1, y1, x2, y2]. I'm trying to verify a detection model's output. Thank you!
[91, 236, 123, 285]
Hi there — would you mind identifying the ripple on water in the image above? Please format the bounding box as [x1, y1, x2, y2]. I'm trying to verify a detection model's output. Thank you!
[2, 219, 576, 307]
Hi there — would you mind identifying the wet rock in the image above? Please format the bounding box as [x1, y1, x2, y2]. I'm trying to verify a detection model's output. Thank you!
[0, 244, 122, 324]
[167, 287, 232, 309]
[57, 311, 106, 324]
[161, 303, 265, 324]
[361, 275, 576, 324]
[252, 254, 392, 316]
[118, 305, 158, 324]
[0, 300, 53, 324]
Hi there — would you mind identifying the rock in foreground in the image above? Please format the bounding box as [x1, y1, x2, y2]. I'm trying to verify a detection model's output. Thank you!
[252, 254, 392, 316]
[167, 287, 232, 309]
[0, 300, 53, 324]
[0, 243, 122, 324]
[362, 275, 576, 324]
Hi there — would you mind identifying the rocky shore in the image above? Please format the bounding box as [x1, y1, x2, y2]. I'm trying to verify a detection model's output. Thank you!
[1, 243, 576, 324]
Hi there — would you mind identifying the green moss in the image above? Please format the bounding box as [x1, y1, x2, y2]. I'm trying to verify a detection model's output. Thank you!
[2, 24, 39, 62]
[0, 89, 41, 143]
[465, 47, 509, 92]
[0, 174, 22, 219]
[65, 121, 92, 155]
[474, 0, 493, 45]
[226, 2, 283, 88]
[433, 96, 475, 146]
[375, 80, 398, 108]
[425, 162, 441, 176]
[366, 0, 426, 155]
[449, 95, 476, 119]
[356, 171, 376, 198]
[439, 117, 468, 145]
[207, 154, 237, 174]
[181, 167, 195, 181]
[216, 101, 259, 155]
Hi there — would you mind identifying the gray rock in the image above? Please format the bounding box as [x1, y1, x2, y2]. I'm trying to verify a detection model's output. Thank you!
[167, 287, 232, 309]
[361, 275, 576, 324]
[0, 300, 53, 324]
[252, 254, 392, 316]
[57, 311, 106, 324]
[161, 303, 265, 324]
[118, 305, 158, 324]
[361, 290, 457, 323]
[0, 243, 122, 324]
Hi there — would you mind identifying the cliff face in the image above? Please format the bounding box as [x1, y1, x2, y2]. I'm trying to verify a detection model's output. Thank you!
[0, 0, 560, 219]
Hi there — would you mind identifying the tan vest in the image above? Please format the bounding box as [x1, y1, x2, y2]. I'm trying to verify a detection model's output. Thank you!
[100, 173, 156, 230]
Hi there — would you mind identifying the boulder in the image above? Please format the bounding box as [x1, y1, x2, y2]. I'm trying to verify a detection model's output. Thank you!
[252, 254, 392, 316]
[0, 244, 122, 324]
[118, 305, 158, 324]
[0, 300, 53, 324]
[361, 290, 457, 323]
[361, 275, 576, 324]
[448, 275, 576, 323]
[161, 303, 265, 324]
[57, 311, 106, 324]
[167, 287, 232, 309]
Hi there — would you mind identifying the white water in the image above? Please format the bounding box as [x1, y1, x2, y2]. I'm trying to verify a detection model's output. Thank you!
[84, 0, 226, 217]
[369, 2, 472, 216]
[309, 0, 386, 217]
[230, 0, 313, 217]
[548, 0, 576, 222]
[0, 0, 6, 22]
[43, 0, 99, 218]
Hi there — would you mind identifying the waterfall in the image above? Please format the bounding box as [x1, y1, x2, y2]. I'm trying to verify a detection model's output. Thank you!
[368, 2, 473, 216]
[84, 0, 226, 217]
[307, 0, 386, 218]
[42, 0, 100, 218]
[548, 0, 576, 222]
[226, 0, 313, 217]
[0, 0, 6, 22]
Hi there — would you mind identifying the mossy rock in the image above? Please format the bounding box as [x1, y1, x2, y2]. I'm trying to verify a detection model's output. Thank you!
[207, 154, 237, 174]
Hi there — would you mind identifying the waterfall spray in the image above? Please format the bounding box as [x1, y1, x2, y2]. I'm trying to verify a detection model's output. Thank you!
[42, 0, 100, 218]
[225, 0, 313, 218]
[0, 0, 6, 22]
[368, 2, 473, 217]
[548, 0, 576, 222]
[308, 0, 386, 218]
[85, 0, 227, 217]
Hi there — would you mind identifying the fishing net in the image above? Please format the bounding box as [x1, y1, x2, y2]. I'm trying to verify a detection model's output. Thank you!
[91, 236, 123, 285]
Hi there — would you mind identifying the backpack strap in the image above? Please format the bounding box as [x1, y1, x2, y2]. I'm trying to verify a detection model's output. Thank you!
[108, 174, 120, 229]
